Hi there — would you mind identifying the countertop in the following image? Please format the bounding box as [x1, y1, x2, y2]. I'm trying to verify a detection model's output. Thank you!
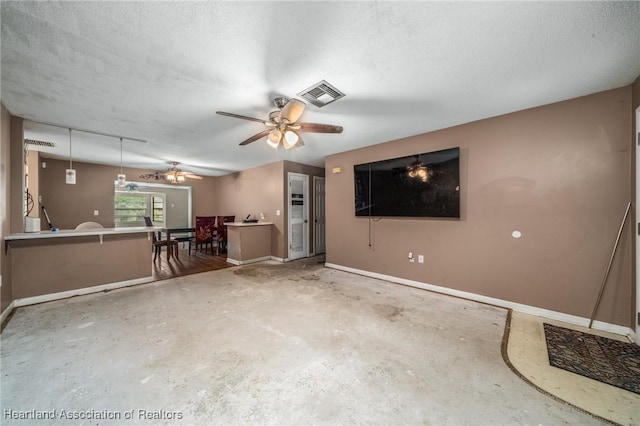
[5, 226, 162, 241]
[225, 222, 273, 227]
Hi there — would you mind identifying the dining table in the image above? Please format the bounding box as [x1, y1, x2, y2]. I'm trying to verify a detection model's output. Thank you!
[161, 226, 196, 261]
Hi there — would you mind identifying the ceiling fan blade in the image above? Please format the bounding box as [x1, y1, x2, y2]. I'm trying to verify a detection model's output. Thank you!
[239, 129, 271, 146]
[298, 122, 344, 133]
[216, 111, 268, 124]
[185, 174, 203, 180]
[280, 99, 305, 123]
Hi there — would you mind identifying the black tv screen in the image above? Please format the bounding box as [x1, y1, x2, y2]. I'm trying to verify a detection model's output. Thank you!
[354, 147, 460, 218]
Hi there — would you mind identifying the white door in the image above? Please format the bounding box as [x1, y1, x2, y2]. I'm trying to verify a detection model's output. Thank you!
[314, 177, 326, 254]
[288, 172, 309, 261]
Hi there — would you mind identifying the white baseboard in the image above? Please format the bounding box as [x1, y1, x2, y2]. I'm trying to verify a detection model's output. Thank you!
[270, 256, 286, 263]
[13, 276, 154, 308]
[226, 256, 272, 266]
[0, 300, 16, 325]
[325, 263, 635, 340]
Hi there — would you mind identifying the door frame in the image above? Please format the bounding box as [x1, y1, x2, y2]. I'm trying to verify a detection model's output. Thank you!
[287, 172, 309, 261]
[313, 176, 326, 255]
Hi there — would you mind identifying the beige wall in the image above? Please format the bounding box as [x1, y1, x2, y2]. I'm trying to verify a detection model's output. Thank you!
[633, 75, 639, 334]
[215, 160, 325, 260]
[1, 104, 11, 313]
[215, 161, 285, 257]
[10, 233, 152, 299]
[39, 158, 216, 229]
[25, 150, 40, 218]
[326, 86, 634, 328]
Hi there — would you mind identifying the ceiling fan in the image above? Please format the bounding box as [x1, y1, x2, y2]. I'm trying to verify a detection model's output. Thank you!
[139, 162, 203, 184]
[216, 97, 343, 149]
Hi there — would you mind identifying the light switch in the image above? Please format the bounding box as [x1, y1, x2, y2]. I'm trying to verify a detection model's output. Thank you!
[276, 210, 281, 216]
[94, 210, 99, 216]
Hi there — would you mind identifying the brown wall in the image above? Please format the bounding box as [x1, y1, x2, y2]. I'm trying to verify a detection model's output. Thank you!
[39, 158, 216, 230]
[10, 233, 151, 299]
[633, 75, 639, 334]
[215, 161, 285, 257]
[1, 104, 12, 313]
[25, 150, 40, 218]
[325, 86, 634, 328]
[215, 160, 325, 260]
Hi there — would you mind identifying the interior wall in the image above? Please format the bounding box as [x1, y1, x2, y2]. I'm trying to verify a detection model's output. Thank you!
[9, 116, 22, 234]
[325, 86, 634, 328]
[0, 104, 12, 313]
[214, 160, 325, 260]
[25, 150, 40, 218]
[215, 161, 285, 258]
[632, 74, 640, 335]
[38, 158, 216, 230]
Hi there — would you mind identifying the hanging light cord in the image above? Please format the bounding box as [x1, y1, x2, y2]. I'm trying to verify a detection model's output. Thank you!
[120, 137, 123, 174]
[68, 128, 73, 169]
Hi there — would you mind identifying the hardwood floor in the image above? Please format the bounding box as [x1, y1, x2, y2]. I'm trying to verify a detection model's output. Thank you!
[151, 246, 232, 281]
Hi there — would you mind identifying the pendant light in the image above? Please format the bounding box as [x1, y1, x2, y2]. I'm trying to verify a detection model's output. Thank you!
[65, 129, 76, 184]
[116, 137, 126, 186]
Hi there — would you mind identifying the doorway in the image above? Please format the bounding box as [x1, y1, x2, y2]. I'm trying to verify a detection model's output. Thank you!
[288, 172, 309, 261]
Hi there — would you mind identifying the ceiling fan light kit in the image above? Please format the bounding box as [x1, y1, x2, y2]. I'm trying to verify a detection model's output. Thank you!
[216, 95, 343, 150]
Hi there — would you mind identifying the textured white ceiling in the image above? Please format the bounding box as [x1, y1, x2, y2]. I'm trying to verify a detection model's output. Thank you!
[2, 1, 639, 176]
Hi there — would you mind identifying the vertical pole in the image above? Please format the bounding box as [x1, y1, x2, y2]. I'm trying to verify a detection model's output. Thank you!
[589, 202, 632, 328]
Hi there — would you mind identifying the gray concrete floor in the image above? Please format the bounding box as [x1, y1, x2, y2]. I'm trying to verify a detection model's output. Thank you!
[1, 257, 606, 425]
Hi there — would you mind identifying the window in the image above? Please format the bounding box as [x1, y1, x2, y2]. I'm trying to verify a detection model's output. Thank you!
[152, 196, 164, 223]
[114, 193, 166, 227]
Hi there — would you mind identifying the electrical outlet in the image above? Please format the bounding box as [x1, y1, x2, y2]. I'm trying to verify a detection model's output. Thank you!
[418, 255, 424, 264]
[94, 210, 99, 216]
[408, 252, 414, 263]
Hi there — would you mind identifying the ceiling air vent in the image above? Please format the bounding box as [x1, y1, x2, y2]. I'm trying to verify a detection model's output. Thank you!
[24, 139, 56, 148]
[298, 80, 345, 108]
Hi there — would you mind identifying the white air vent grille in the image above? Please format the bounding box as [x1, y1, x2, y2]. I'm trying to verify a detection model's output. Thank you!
[24, 139, 56, 148]
[298, 80, 345, 108]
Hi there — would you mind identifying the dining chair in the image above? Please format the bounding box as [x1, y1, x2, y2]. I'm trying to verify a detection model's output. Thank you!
[144, 216, 178, 261]
[195, 216, 217, 255]
[173, 232, 195, 255]
[75, 221, 104, 230]
[215, 215, 235, 254]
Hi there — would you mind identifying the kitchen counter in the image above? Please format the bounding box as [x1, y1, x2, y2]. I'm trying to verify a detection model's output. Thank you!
[225, 222, 273, 265]
[5, 227, 156, 304]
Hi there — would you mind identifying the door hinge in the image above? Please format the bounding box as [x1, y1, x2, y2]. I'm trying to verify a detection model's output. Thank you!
[637, 312, 640, 326]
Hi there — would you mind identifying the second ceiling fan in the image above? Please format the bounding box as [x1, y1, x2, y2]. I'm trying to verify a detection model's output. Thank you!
[139, 162, 202, 184]
[216, 97, 343, 149]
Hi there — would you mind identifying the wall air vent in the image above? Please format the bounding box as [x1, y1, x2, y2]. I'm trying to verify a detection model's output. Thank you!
[24, 139, 56, 148]
[298, 80, 345, 108]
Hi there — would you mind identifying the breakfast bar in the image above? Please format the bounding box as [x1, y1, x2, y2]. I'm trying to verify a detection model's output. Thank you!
[225, 222, 273, 265]
[5, 227, 158, 303]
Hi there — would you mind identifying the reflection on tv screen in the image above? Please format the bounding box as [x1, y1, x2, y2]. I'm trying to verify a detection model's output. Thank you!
[354, 147, 460, 218]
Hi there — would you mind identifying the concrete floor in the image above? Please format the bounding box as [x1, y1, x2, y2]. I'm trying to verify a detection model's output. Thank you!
[1, 257, 609, 425]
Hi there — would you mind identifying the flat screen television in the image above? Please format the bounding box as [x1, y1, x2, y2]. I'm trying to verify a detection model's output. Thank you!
[354, 147, 460, 218]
